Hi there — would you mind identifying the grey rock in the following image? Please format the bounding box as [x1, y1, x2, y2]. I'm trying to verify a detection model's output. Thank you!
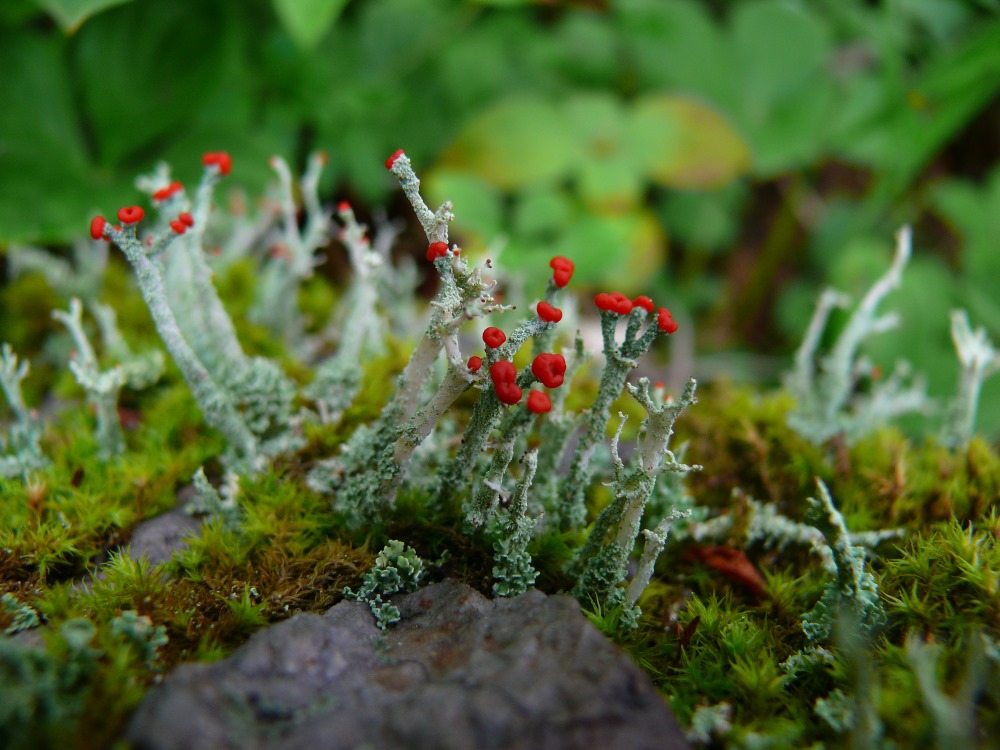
[126, 579, 688, 750]
[127, 507, 200, 565]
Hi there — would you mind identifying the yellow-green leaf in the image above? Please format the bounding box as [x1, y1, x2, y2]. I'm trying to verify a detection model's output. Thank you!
[439, 97, 575, 190]
[628, 94, 750, 190]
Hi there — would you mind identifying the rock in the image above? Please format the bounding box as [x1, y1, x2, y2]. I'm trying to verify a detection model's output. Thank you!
[125, 509, 201, 566]
[126, 579, 688, 750]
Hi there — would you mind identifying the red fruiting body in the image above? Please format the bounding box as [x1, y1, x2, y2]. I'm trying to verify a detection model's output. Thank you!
[90, 216, 107, 240]
[536, 301, 563, 323]
[490, 360, 521, 405]
[337, 201, 351, 213]
[490, 359, 517, 385]
[426, 241, 449, 261]
[657, 307, 678, 334]
[495, 383, 522, 405]
[467, 356, 483, 372]
[202, 151, 232, 176]
[531, 353, 567, 389]
[549, 256, 575, 288]
[178, 212, 194, 227]
[117, 206, 144, 225]
[632, 295, 654, 313]
[170, 220, 187, 235]
[527, 390, 552, 414]
[385, 149, 405, 170]
[482, 327, 506, 349]
[594, 292, 633, 315]
[152, 181, 183, 201]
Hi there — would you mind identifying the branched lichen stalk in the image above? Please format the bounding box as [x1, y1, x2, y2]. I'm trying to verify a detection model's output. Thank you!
[492, 449, 540, 597]
[626, 509, 689, 607]
[561, 308, 660, 529]
[467, 384, 536, 527]
[388, 153, 449, 243]
[822, 226, 910, 422]
[946, 309, 1000, 444]
[574, 378, 699, 597]
[787, 288, 848, 403]
[52, 298, 126, 458]
[801, 478, 886, 643]
[177, 166, 248, 373]
[0, 343, 47, 478]
[108, 225, 258, 469]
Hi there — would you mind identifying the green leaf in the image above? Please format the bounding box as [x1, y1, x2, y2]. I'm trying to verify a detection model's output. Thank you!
[424, 171, 503, 249]
[628, 94, 750, 189]
[730, 0, 832, 108]
[30, 0, 133, 32]
[932, 167, 1000, 283]
[74, 1, 237, 168]
[0, 30, 117, 243]
[439, 97, 574, 190]
[513, 186, 575, 239]
[1, 0, 46, 26]
[864, 16, 1000, 206]
[563, 94, 643, 213]
[614, 0, 734, 107]
[659, 183, 747, 254]
[270, 0, 347, 50]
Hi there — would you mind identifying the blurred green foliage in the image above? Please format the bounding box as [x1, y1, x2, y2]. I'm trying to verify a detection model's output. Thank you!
[2, 0, 999, 433]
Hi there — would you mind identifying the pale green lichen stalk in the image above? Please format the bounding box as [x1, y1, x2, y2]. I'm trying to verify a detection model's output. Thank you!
[800, 479, 886, 643]
[187, 466, 241, 529]
[251, 153, 331, 349]
[787, 226, 928, 444]
[7, 238, 108, 302]
[574, 377, 700, 622]
[52, 298, 127, 458]
[90, 302, 164, 390]
[0, 343, 47, 478]
[305, 200, 387, 422]
[946, 309, 1000, 445]
[99, 216, 260, 472]
[905, 631, 991, 749]
[490, 449, 540, 597]
[560, 306, 666, 529]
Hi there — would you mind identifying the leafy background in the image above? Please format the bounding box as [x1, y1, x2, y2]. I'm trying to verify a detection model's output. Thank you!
[2, 0, 999, 434]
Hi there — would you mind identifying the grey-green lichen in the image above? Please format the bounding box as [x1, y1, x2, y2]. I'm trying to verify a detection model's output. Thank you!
[800, 479, 886, 643]
[343, 540, 426, 631]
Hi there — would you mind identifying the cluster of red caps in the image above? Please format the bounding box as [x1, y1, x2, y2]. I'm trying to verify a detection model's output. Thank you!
[462, 256, 578, 413]
[89, 152, 229, 241]
[595, 291, 678, 334]
[485, 352, 567, 414]
[90, 206, 194, 240]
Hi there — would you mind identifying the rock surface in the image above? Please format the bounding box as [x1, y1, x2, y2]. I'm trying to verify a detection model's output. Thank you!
[126, 508, 201, 565]
[126, 579, 688, 750]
